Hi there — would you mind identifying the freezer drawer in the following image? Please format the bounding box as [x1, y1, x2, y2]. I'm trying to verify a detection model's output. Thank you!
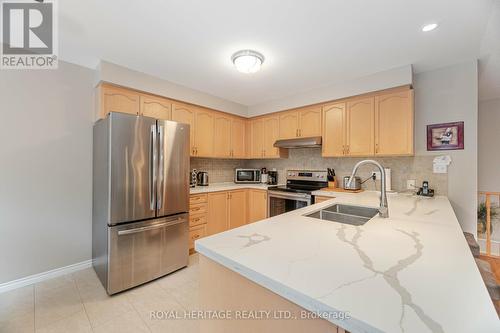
[107, 213, 189, 294]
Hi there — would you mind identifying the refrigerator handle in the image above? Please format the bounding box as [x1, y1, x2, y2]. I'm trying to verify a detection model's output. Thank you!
[150, 125, 157, 211]
[157, 124, 164, 210]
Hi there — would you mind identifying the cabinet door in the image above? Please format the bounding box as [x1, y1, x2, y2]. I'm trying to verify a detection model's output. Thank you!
[322, 103, 346, 157]
[195, 108, 215, 157]
[229, 190, 247, 229]
[346, 97, 375, 156]
[263, 116, 280, 157]
[248, 190, 267, 223]
[279, 111, 299, 139]
[213, 113, 231, 158]
[102, 85, 140, 117]
[299, 106, 322, 137]
[375, 90, 414, 156]
[140, 95, 171, 120]
[171, 102, 196, 155]
[207, 192, 228, 236]
[250, 119, 264, 158]
[231, 118, 246, 158]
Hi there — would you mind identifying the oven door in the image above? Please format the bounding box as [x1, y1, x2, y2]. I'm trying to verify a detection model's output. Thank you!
[268, 191, 312, 217]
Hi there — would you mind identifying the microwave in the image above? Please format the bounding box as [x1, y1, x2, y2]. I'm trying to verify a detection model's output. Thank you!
[235, 168, 261, 183]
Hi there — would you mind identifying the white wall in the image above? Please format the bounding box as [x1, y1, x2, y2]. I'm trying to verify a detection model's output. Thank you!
[97, 61, 248, 117]
[414, 61, 478, 234]
[0, 61, 95, 283]
[478, 98, 500, 192]
[247, 65, 413, 116]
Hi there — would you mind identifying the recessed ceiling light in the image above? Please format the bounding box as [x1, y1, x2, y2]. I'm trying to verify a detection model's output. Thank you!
[422, 23, 438, 32]
[231, 50, 265, 74]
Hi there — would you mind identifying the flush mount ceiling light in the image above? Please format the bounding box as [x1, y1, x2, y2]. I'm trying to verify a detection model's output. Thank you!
[422, 23, 438, 32]
[231, 50, 265, 74]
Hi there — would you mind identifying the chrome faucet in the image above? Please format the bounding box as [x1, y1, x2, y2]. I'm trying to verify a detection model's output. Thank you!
[347, 160, 389, 218]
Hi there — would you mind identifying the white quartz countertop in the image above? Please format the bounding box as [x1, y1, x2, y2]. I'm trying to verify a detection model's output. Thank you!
[190, 182, 275, 194]
[195, 191, 500, 333]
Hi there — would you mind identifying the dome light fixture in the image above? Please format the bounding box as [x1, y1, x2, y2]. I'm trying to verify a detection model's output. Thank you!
[231, 50, 265, 74]
[422, 23, 438, 32]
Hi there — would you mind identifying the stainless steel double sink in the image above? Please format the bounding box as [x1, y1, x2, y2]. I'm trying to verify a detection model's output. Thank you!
[305, 204, 379, 226]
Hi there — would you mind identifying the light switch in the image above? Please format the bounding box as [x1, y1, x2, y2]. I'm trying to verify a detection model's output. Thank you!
[433, 164, 447, 174]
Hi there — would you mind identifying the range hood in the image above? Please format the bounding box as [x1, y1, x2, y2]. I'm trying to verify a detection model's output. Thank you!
[273, 136, 322, 148]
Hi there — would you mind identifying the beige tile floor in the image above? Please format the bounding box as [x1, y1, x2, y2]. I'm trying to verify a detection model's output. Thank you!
[0, 254, 200, 333]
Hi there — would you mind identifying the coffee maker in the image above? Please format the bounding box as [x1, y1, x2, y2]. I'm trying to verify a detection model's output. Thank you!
[267, 170, 278, 185]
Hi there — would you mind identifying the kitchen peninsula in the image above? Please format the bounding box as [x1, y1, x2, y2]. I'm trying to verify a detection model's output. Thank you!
[195, 192, 500, 333]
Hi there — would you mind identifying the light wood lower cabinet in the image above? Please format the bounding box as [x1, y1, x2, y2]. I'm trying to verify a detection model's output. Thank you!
[190, 189, 268, 252]
[189, 193, 208, 253]
[207, 192, 229, 236]
[248, 189, 268, 223]
[189, 224, 206, 252]
[228, 190, 247, 229]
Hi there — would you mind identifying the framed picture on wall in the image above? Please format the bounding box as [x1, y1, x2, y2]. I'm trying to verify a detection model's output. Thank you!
[427, 121, 464, 151]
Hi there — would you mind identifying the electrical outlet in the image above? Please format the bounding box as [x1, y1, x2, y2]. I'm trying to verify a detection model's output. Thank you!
[407, 179, 416, 189]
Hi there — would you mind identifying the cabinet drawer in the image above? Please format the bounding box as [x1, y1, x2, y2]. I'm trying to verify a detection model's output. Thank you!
[189, 214, 207, 227]
[314, 196, 333, 204]
[190, 202, 207, 215]
[190, 194, 207, 205]
[189, 224, 206, 250]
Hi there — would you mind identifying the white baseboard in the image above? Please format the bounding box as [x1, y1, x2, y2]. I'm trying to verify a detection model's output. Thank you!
[0, 260, 93, 294]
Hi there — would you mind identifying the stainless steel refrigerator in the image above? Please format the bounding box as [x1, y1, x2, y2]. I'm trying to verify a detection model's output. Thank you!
[92, 112, 190, 294]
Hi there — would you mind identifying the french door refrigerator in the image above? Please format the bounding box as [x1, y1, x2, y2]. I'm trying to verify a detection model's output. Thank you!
[92, 112, 190, 294]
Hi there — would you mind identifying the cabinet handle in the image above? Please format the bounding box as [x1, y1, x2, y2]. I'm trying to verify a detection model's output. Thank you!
[298, 129, 301, 137]
[342, 145, 345, 155]
[375, 144, 379, 154]
[192, 234, 200, 240]
[347, 146, 350, 154]
[192, 218, 200, 222]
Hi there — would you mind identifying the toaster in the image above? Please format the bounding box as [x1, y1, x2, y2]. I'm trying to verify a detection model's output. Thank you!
[343, 176, 361, 190]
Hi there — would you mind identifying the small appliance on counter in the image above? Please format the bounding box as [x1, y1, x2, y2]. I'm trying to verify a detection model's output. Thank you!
[234, 168, 261, 183]
[417, 181, 434, 197]
[190, 169, 197, 188]
[267, 170, 278, 185]
[343, 176, 362, 190]
[196, 171, 209, 186]
[261, 167, 268, 184]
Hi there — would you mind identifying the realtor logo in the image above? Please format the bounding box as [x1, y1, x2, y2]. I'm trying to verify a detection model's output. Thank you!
[1, 0, 58, 69]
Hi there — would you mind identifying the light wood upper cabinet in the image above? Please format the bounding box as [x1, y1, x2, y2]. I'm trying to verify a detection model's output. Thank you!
[375, 90, 414, 156]
[249, 119, 264, 158]
[299, 106, 322, 137]
[248, 189, 267, 223]
[278, 107, 321, 139]
[229, 190, 247, 229]
[100, 85, 140, 118]
[346, 97, 375, 156]
[194, 108, 215, 157]
[263, 116, 280, 157]
[279, 111, 299, 139]
[140, 95, 171, 120]
[213, 113, 232, 158]
[322, 102, 346, 157]
[207, 192, 228, 236]
[171, 102, 196, 154]
[231, 118, 246, 158]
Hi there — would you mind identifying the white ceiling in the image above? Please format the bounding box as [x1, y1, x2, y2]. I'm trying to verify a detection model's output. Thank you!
[59, 0, 494, 106]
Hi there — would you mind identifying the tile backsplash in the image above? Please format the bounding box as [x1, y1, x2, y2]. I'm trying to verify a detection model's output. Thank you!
[191, 148, 448, 194]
